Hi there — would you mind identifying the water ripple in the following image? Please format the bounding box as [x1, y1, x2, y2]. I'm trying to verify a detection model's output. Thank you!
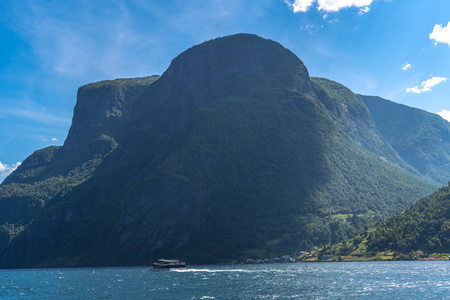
[1, 262, 450, 299]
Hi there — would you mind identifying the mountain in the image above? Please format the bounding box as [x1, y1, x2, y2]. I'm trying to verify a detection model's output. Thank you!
[0, 76, 159, 256]
[360, 95, 450, 185]
[0, 34, 439, 268]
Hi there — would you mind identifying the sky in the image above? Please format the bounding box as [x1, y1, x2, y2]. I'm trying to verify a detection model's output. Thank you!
[0, 0, 449, 183]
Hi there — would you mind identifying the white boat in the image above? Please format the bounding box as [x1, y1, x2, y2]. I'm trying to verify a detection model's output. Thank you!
[152, 258, 187, 269]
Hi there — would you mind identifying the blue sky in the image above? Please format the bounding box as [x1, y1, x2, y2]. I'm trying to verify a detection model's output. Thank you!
[1, 0, 449, 182]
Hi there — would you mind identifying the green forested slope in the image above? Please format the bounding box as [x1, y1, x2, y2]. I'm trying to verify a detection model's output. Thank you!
[0, 34, 439, 267]
[361, 95, 450, 185]
[47, 84, 433, 266]
[330, 184, 450, 260]
[366, 184, 450, 254]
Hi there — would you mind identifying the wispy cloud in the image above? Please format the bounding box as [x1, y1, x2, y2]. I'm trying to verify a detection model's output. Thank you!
[5, 0, 261, 81]
[406, 76, 448, 94]
[0, 99, 71, 125]
[0, 161, 21, 177]
[437, 110, 450, 122]
[300, 24, 315, 34]
[285, 0, 373, 13]
[430, 22, 450, 47]
[5, 1, 171, 80]
[402, 62, 411, 71]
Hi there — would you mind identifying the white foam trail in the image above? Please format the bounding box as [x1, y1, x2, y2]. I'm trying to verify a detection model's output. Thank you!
[171, 268, 273, 273]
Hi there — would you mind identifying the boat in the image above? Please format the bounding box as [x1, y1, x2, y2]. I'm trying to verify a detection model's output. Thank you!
[152, 258, 187, 269]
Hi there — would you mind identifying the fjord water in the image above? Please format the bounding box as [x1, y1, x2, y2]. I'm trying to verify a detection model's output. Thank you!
[1, 262, 449, 299]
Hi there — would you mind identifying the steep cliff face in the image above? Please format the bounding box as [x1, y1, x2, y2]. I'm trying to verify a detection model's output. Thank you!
[0, 34, 439, 268]
[0, 76, 159, 261]
[312, 78, 416, 173]
[3, 76, 159, 186]
[361, 95, 450, 185]
[65, 76, 160, 150]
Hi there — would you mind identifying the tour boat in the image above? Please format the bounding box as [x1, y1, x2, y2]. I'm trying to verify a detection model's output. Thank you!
[152, 258, 187, 269]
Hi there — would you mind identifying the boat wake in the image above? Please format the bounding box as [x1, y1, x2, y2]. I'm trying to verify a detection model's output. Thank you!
[171, 268, 273, 273]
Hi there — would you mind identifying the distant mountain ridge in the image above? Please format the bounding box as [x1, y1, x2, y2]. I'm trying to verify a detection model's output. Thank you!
[360, 95, 450, 185]
[0, 34, 443, 267]
[312, 78, 416, 174]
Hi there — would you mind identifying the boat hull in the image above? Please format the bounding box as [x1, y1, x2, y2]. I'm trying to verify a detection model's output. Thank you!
[152, 259, 187, 269]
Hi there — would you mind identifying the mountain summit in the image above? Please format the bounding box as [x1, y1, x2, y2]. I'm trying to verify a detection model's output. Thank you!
[0, 34, 439, 267]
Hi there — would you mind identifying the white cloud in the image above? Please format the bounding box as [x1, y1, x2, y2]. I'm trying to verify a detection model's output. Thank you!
[402, 62, 411, 71]
[285, 0, 314, 12]
[358, 6, 370, 15]
[430, 22, 450, 47]
[406, 76, 448, 94]
[42, 137, 59, 142]
[437, 110, 450, 122]
[0, 161, 21, 177]
[285, 0, 373, 13]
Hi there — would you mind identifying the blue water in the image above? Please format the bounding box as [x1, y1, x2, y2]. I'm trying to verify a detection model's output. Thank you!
[1, 261, 450, 299]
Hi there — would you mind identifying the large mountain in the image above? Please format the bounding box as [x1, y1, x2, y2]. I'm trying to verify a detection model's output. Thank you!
[0, 34, 440, 267]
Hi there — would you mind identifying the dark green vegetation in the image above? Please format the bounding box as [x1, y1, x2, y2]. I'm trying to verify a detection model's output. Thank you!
[0, 75, 159, 263]
[368, 184, 450, 255]
[361, 95, 450, 185]
[0, 34, 444, 268]
[329, 184, 450, 261]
